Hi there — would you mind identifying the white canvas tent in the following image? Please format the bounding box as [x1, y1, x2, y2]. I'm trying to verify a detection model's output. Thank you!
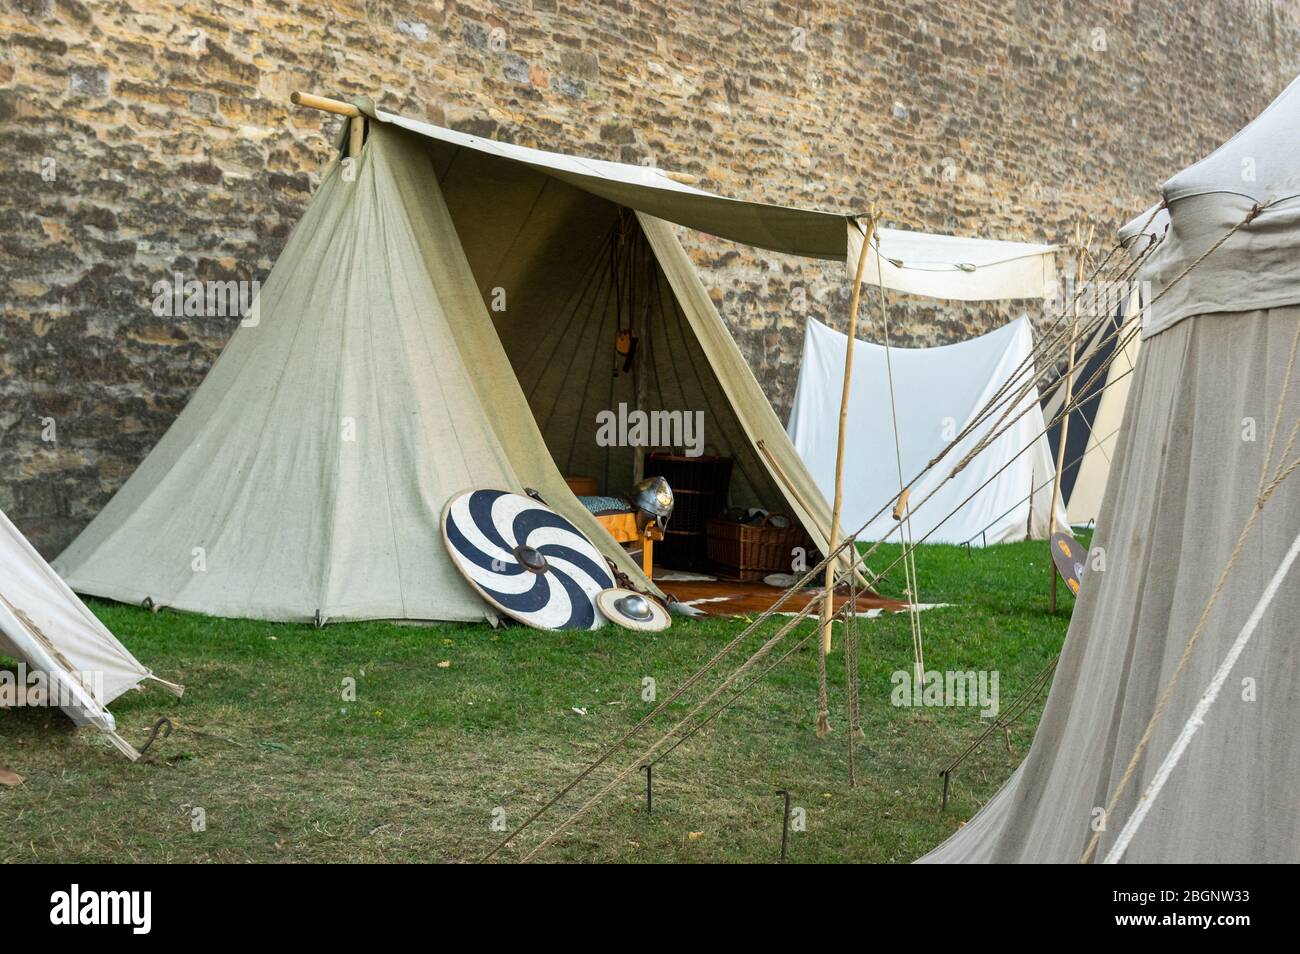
[922, 73, 1300, 863]
[1, 508, 179, 759]
[788, 315, 1066, 545]
[54, 98, 1057, 624]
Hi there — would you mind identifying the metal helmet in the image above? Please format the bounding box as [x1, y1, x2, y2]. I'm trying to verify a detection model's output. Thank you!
[613, 593, 654, 621]
[631, 476, 674, 522]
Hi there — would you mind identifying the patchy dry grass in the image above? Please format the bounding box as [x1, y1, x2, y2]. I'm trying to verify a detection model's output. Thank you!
[0, 537, 1080, 863]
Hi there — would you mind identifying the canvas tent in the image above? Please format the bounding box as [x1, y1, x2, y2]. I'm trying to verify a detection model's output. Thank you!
[1041, 285, 1143, 527]
[1061, 319, 1141, 527]
[55, 98, 1055, 624]
[1, 508, 178, 759]
[922, 73, 1300, 863]
[788, 315, 1066, 545]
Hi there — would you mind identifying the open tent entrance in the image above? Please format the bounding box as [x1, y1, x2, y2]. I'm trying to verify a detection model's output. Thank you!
[430, 140, 812, 569]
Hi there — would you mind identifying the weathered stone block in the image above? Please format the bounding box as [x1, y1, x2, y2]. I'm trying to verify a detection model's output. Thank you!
[0, 0, 1295, 556]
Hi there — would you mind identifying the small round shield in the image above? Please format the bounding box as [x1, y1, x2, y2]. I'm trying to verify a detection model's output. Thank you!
[1050, 531, 1089, 597]
[442, 489, 613, 630]
[596, 587, 671, 632]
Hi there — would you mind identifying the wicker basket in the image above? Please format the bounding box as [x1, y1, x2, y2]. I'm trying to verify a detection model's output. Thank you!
[706, 516, 812, 581]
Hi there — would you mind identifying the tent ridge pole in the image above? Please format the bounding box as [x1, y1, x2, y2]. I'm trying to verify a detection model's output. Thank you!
[291, 91, 365, 158]
[290, 91, 361, 117]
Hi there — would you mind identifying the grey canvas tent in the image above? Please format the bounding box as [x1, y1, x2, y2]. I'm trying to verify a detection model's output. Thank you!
[54, 102, 855, 624]
[922, 74, 1300, 863]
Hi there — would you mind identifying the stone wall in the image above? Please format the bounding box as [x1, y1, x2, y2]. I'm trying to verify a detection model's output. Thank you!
[2, 0, 1298, 553]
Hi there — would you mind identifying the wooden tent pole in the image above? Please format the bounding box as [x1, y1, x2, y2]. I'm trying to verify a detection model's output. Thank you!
[1047, 224, 1091, 611]
[821, 211, 876, 655]
[350, 114, 365, 158]
[290, 91, 365, 158]
[290, 91, 361, 116]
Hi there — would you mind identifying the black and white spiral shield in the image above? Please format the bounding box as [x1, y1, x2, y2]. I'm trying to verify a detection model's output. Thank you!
[442, 489, 614, 630]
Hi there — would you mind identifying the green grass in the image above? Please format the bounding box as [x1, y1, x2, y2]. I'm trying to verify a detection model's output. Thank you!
[0, 536, 1082, 863]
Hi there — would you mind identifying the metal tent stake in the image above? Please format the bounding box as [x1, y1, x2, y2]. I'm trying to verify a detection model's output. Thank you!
[776, 789, 792, 863]
[641, 763, 653, 815]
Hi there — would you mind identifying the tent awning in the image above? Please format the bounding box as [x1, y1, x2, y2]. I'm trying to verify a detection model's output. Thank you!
[357, 99, 1059, 296]
[850, 221, 1058, 302]
[369, 103, 848, 259]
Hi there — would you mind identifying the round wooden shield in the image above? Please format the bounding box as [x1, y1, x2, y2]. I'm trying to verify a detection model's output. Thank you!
[596, 587, 671, 632]
[1050, 531, 1088, 597]
[442, 489, 613, 630]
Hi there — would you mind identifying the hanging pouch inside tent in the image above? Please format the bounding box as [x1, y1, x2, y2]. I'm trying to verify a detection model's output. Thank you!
[616, 329, 639, 372]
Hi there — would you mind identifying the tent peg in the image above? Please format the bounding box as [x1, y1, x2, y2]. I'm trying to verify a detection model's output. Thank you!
[641, 763, 653, 815]
[776, 789, 793, 862]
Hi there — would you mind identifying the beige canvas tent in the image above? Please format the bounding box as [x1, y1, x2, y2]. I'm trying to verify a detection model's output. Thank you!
[54, 103, 847, 624]
[922, 73, 1300, 863]
[54, 97, 1056, 625]
[1064, 327, 1140, 526]
[1, 507, 179, 759]
[1039, 285, 1143, 528]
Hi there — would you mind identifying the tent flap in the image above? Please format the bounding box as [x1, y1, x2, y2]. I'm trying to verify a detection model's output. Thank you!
[370, 102, 848, 259]
[637, 212, 848, 572]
